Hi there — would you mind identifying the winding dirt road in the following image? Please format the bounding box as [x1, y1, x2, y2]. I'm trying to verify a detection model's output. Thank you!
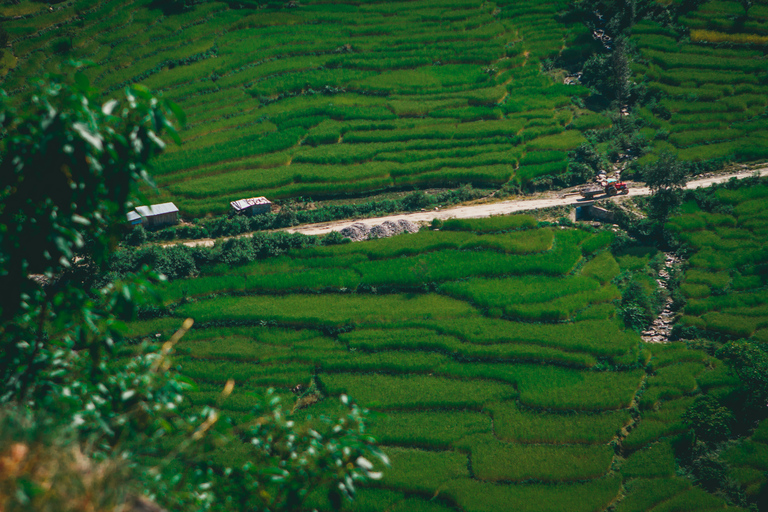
[173, 166, 767, 247]
[286, 166, 768, 237]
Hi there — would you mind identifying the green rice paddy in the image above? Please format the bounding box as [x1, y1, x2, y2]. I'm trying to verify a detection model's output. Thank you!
[2, 0, 597, 216]
[670, 184, 768, 341]
[5, 0, 767, 215]
[123, 214, 746, 511]
[631, 1, 768, 168]
[6, 0, 768, 509]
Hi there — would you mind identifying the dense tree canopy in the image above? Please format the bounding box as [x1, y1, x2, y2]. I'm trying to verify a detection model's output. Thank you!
[0, 73, 386, 511]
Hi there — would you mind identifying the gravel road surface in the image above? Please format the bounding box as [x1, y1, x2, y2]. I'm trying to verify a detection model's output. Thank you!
[170, 167, 768, 247]
[286, 167, 768, 237]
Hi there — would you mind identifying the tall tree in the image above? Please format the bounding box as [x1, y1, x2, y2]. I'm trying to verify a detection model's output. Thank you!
[717, 340, 768, 410]
[0, 70, 183, 400]
[611, 37, 631, 108]
[0, 72, 386, 511]
[641, 152, 688, 222]
[741, 0, 753, 17]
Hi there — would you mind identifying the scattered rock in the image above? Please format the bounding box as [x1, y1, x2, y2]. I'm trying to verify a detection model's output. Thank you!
[338, 219, 419, 242]
[642, 252, 681, 344]
[339, 222, 370, 242]
[397, 219, 419, 233]
[367, 224, 391, 239]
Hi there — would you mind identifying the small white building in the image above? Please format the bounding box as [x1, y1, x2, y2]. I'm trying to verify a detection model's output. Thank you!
[230, 196, 272, 216]
[127, 202, 179, 228]
[126, 211, 143, 226]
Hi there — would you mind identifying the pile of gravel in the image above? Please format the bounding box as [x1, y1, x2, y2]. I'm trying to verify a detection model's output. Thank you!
[337, 219, 420, 242]
[397, 219, 420, 234]
[339, 222, 370, 242]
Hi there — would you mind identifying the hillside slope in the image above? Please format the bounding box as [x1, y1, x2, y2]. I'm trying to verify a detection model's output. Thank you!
[3, 0, 601, 216]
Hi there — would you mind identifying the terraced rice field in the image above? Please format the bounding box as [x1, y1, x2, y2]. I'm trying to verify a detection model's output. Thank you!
[1, 0, 604, 216]
[671, 183, 768, 342]
[631, 1, 768, 167]
[5, 0, 767, 217]
[125, 215, 746, 511]
[664, 179, 768, 503]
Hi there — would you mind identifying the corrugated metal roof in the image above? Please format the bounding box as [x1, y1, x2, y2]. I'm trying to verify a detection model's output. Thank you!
[126, 211, 142, 222]
[231, 196, 272, 211]
[135, 202, 179, 217]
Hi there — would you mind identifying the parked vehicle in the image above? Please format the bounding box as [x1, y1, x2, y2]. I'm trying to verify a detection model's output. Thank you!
[579, 179, 629, 199]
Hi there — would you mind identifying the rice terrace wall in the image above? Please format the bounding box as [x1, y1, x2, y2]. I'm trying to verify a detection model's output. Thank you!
[5, 0, 767, 217]
[120, 204, 768, 512]
[3, 0, 606, 218]
[4, 0, 768, 510]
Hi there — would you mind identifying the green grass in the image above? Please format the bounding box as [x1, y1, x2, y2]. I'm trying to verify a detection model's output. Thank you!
[632, 9, 768, 168]
[460, 434, 614, 482]
[615, 478, 691, 512]
[623, 398, 695, 452]
[488, 402, 631, 444]
[340, 328, 599, 368]
[387, 498, 456, 512]
[667, 182, 768, 340]
[379, 447, 469, 494]
[438, 363, 643, 411]
[2, 0, 607, 215]
[721, 438, 768, 472]
[117, 219, 744, 509]
[651, 487, 736, 512]
[322, 373, 516, 410]
[297, 228, 552, 260]
[442, 475, 622, 512]
[417, 317, 637, 358]
[440, 214, 537, 233]
[176, 293, 478, 329]
[622, 441, 676, 479]
[581, 251, 621, 284]
[640, 362, 705, 408]
[440, 276, 620, 322]
[367, 411, 491, 449]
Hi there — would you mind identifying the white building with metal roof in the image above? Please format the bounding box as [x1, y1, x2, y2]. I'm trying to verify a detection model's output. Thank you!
[127, 202, 179, 228]
[230, 196, 272, 216]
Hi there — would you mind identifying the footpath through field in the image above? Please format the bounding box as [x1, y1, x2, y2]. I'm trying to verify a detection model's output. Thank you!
[174, 166, 768, 247]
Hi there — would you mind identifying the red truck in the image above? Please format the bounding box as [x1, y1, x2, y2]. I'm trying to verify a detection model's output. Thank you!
[580, 179, 629, 199]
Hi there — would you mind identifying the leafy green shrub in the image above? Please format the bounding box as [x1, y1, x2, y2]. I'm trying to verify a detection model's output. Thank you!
[620, 280, 654, 332]
[125, 225, 148, 246]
